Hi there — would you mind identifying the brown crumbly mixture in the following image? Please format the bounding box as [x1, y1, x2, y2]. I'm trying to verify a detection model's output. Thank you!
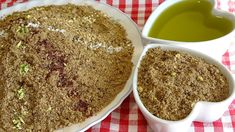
[138, 48, 229, 121]
[0, 4, 134, 131]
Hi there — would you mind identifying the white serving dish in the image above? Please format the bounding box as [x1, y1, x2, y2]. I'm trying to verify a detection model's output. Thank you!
[133, 44, 235, 132]
[0, 0, 143, 131]
[142, 0, 235, 62]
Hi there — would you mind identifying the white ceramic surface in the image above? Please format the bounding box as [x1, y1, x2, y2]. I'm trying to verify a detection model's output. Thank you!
[133, 44, 235, 132]
[142, 0, 235, 62]
[0, 0, 143, 131]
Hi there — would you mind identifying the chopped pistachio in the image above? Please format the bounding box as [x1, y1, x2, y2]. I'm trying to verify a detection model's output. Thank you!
[17, 87, 25, 100]
[16, 41, 22, 48]
[16, 40, 26, 48]
[13, 119, 21, 129]
[171, 72, 176, 76]
[18, 117, 25, 124]
[197, 76, 204, 81]
[175, 53, 181, 58]
[16, 41, 26, 49]
[12, 117, 23, 130]
[26, 15, 31, 19]
[219, 78, 225, 83]
[20, 64, 29, 75]
[151, 96, 157, 101]
[138, 86, 143, 93]
[191, 102, 196, 108]
[16, 26, 29, 34]
[21, 106, 28, 116]
[47, 106, 52, 112]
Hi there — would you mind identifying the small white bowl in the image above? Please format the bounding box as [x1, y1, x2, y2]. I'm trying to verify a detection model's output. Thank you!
[133, 44, 235, 132]
[142, 0, 235, 62]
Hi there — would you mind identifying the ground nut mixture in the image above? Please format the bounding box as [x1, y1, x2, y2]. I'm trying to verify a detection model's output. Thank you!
[138, 48, 229, 121]
[0, 5, 134, 131]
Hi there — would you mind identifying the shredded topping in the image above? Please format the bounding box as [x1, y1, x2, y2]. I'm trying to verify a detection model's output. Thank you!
[47, 26, 66, 34]
[27, 22, 40, 28]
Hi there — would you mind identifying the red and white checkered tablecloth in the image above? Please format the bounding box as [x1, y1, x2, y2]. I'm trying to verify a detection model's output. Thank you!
[1, 0, 235, 132]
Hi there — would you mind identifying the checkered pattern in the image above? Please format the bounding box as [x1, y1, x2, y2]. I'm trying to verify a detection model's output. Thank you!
[1, 0, 235, 131]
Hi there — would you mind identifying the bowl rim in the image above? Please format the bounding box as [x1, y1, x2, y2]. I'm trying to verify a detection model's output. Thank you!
[133, 43, 235, 124]
[141, 0, 235, 44]
[0, 0, 143, 131]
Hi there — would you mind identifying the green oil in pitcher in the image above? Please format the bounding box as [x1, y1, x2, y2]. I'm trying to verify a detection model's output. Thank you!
[148, 0, 233, 42]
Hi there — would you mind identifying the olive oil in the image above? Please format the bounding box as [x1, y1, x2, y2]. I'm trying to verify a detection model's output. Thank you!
[148, 0, 233, 42]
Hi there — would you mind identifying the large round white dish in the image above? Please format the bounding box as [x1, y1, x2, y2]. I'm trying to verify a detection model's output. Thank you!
[0, 0, 143, 131]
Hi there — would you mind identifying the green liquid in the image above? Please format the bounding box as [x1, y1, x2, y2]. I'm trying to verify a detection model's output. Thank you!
[148, 0, 234, 42]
